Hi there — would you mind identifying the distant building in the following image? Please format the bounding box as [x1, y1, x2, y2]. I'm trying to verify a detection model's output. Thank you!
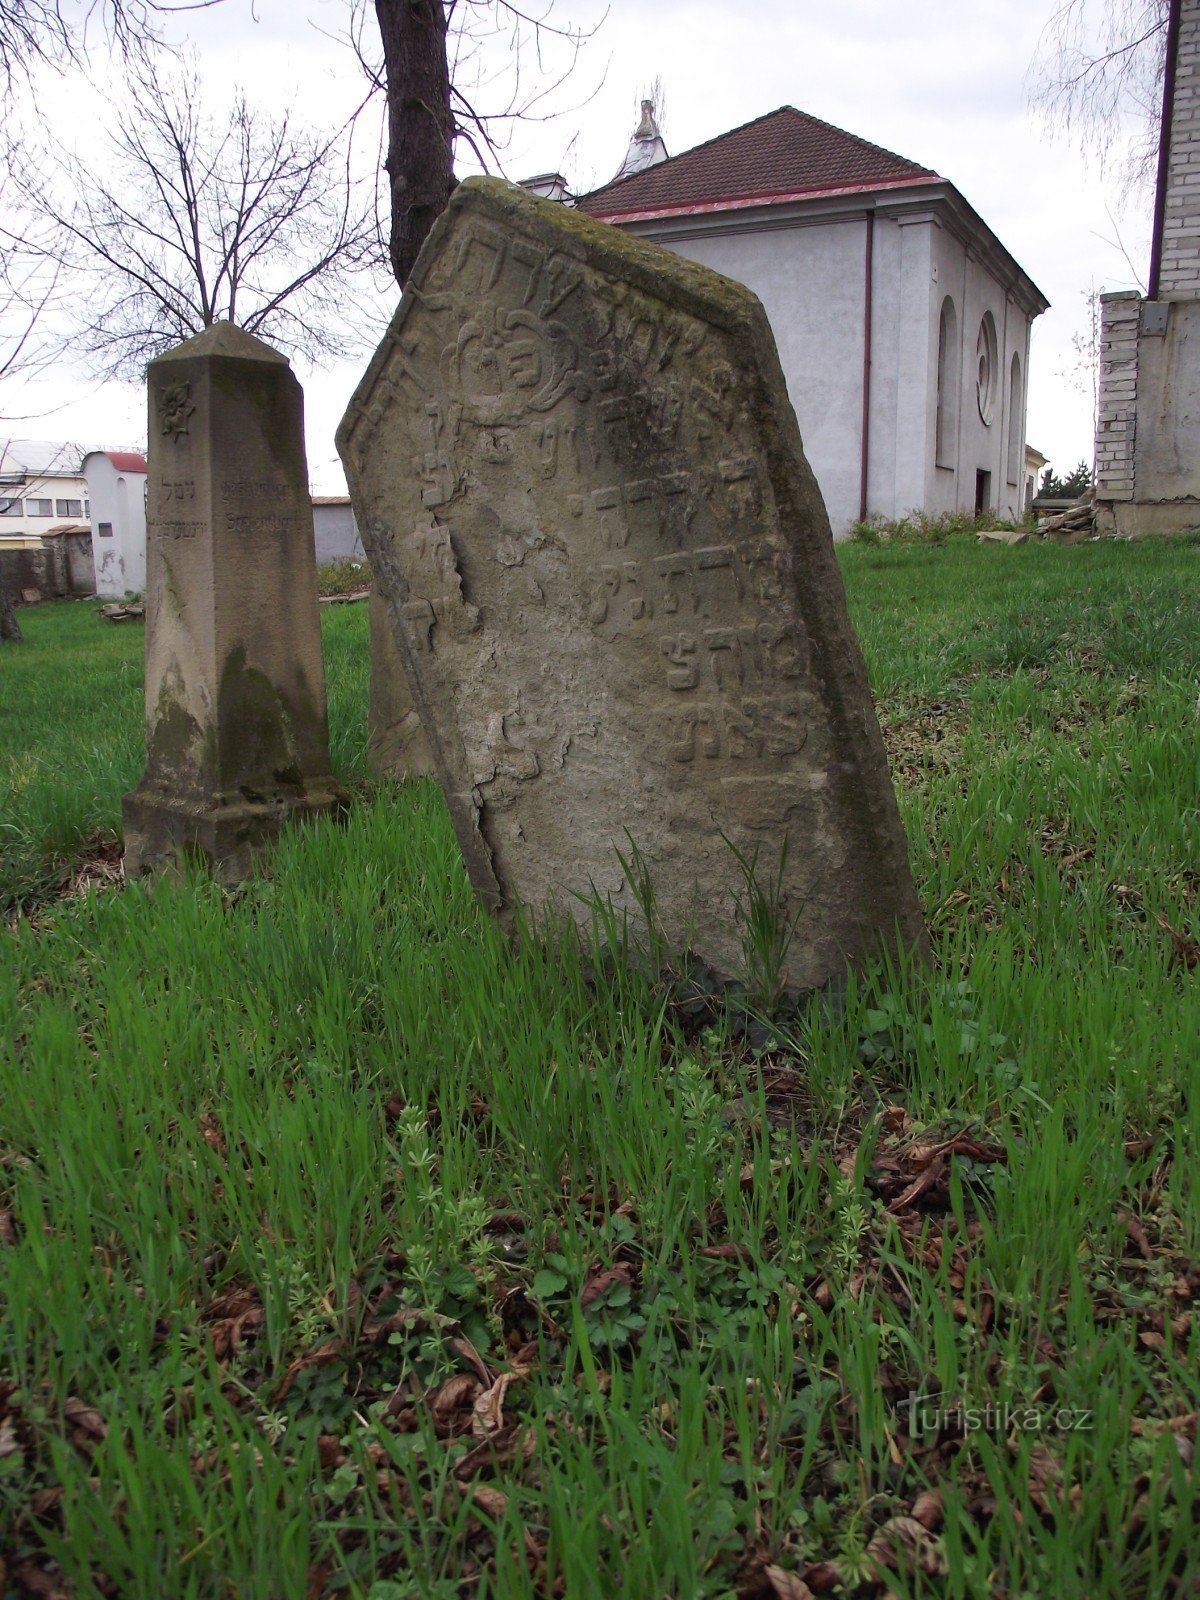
[578, 105, 1048, 534]
[520, 172, 570, 204]
[1023, 444, 1048, 513]
[0, 440, 96, 598]
[311, 495, 365, 566]
[0, 439, 90, 542]
[82, 450, 148, 599]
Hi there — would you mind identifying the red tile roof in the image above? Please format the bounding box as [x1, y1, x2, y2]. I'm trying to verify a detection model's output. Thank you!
[578, 105, 939, 220]
[105, 451, 147, 473]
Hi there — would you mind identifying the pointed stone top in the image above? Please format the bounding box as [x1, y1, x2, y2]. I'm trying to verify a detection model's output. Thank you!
[614, 99, 668, 182]
[151, 320, 289, 366]
[634, 99, 657, 139]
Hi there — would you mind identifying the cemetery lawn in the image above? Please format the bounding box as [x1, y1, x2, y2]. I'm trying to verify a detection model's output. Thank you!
[2, 539, 1199, 1600]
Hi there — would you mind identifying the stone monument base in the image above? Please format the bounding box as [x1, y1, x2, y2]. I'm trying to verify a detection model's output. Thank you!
[123, 782, 347, 885]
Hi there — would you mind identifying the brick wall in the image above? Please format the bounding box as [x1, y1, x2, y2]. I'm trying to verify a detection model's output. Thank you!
[1159, 0, 1200, 296]
[1095, 291, 1140, 501]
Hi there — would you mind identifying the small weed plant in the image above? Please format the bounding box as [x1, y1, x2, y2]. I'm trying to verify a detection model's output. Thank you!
[850, 507, 1027, 543]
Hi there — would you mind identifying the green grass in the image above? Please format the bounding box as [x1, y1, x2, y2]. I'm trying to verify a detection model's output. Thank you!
[317, 559, 372, 598]
[2, 539, 1199, 1598]
[0, 599, 369, 915]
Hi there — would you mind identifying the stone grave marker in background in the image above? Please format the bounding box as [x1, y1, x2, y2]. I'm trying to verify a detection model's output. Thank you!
[368, 586, 436, 778]
[123, 322, 346, 882]
[339, 180, 925, 995]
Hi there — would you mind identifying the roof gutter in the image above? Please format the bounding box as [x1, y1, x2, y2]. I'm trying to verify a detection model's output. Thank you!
[588, 172, 937, 226]
[860, 211, 875, 526]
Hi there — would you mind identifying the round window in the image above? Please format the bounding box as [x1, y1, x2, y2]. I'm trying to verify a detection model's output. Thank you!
[976, 312, 998, 426]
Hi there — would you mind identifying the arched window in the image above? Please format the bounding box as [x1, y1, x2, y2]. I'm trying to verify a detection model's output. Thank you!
[935, 295, 958, 469]
[1007, 354, 1022, 485]
[976, 311, 998, 425]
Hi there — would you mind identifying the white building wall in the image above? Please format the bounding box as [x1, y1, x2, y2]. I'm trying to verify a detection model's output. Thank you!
[312, 500, 366, 565]
[892, 217, 937, 519]
[864, 215, 903, 522]
[622, 211, 874, 534]
[83, 455, 148, 598]
[617, 203, 1033, 534]
[0, 473, 90, 539]
[926, 227, 1031, 521]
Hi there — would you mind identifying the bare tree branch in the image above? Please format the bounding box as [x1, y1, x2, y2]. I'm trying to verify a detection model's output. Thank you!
[1031, 0, 1169, 199]
[0, 0, 229, 86]
[10, 51, 389, 378]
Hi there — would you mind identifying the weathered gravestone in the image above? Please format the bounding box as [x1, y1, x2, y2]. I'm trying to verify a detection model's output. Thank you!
[368, 586, 437, 779]
[339, 179, 925, 995]
[123, 322, 346, 882]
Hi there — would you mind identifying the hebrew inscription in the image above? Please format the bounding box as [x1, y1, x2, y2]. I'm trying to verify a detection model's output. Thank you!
[338, 179, 925, 995]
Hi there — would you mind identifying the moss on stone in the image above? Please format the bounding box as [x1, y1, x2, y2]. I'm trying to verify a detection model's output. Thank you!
[438, 177, 764, 331]
[146, 680, 209, 789]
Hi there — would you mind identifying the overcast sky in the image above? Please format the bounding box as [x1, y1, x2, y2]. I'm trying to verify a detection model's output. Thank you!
[4, 0, 1154, 494]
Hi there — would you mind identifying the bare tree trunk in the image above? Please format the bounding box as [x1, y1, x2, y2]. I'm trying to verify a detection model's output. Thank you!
[373, 0, 455, 288]
[1, 579, 22, 642]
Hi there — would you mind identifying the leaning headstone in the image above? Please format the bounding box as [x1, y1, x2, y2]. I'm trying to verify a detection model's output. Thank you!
[368, 586, 437, 779]
[338, 179, 925, 995]
[123, 322, 346, 882]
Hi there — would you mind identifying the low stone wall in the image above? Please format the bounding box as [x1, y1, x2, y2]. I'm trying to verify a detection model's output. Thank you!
[0, 533, 97, 600]
[0, 545, 51, 599]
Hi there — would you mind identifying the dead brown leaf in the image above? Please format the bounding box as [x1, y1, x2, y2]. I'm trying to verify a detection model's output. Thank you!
[1118, 1209, 1155, 1260]
[306, 1559, 332, 1600]
[799, 1561, 843, 1594]
[198, 1112, 226, 1159]
[1157, 912, 1200, 971]
[471, 1482, 510, 1518]
[764, 1565, 816, 1599]
[473, 1372, 516, 1438]
[866, 1514, 948, 1577]
[887, 1155, 947, 1214]
[272, 1339, 341, 1403]
[431, 1372, 480, 1421]
[455, 1421, 537, 1480]
[580, 1262, 635, 1309]
[10, 1560, 71, 1599]
[63, 1396, 106, 1447]
[911, 1489, 944, 1531]
[451, 1334, 493, 1384]
[1130, 1411, 1196, 1437]
[26, 1487, 62, 1524]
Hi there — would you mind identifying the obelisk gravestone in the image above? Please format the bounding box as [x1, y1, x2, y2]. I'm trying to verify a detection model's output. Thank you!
[339, 180, 925, 996]
[123, 322, 345, 882]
